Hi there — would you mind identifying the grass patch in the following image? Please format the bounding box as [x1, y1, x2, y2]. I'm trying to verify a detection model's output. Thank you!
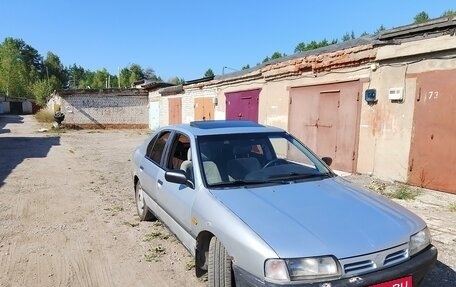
[104, 206, 123, 216]
[449, 202, 456, 213]
[123, 221, 139, 227]
[388, 185, 419, 200]
[144, 231, 169, 241]
[185, 260, 195, 271]
[35, 109, 54, 123]
[144, 246, 166, 262]
[367, 180, 387, 192]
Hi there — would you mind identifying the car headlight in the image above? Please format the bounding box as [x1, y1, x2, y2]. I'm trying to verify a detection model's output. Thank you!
[265, 256, 341, 282]
[409, 227, 431, 256]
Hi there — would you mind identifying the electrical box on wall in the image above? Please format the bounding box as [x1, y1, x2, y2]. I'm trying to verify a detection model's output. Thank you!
[389, 88, 404, 101]
[365, 89, 377, 103]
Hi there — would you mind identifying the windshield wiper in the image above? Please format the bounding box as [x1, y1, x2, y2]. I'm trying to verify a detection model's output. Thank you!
[210, 179, 289, 187]
[270, 172, 331, 181]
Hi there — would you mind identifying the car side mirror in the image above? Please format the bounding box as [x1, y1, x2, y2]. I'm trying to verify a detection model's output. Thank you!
[165, 170, 195, 189]
[322, 157, 333, 166]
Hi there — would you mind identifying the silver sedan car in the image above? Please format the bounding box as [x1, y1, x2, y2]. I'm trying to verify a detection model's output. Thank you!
[132, 120, 437, 287]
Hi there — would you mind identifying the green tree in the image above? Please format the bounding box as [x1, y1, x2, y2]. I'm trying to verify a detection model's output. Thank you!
[169, 77, 184, 85]
[67, 64, 85, 88]
[0, 38, 29, 97]
[2, 38, 43, 79]
[241, 64, 250, 70]
[441, 10, 456, 17]
[270, 52, 283, 60]
[294, 38, 336, 53]
[144, 68, 158, 81]
[31, 80, 51, 105]
[129, 64, 144, 84]
[342, 32, 353, 42]
[294, 42, 306, 53]
[414, 11, 430, 23]
[44, 52, 67, 89]
[119, 68, 131, 87]
[263, 52, 285, 63]
[204, 68, 214, 77]
[91, 69, 110, 89]
[375, 25, 386, 34]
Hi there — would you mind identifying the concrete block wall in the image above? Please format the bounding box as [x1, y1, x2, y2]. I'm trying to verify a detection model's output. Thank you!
[60, 92, 148, 128]
[159, 96, 169, 127]
[181, 93, 194, 123]
[184, 87, 217, 122]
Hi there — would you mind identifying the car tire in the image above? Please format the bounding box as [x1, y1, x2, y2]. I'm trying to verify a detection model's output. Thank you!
[135, 182, 155, 221]
[208, 236, 234, 287]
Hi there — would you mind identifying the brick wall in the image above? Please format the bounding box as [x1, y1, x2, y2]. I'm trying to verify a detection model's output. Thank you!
[58, 89, 148, 128]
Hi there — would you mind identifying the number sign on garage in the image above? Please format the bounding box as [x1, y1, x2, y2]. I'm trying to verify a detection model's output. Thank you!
[408, 69, 456, 194]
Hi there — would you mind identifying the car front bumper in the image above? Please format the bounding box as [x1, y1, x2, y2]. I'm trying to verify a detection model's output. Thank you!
[234, 245, 437, 287]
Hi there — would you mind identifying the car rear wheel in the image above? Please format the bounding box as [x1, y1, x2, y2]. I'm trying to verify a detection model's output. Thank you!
[135, 182, 155, 221]
[208, 236, 234, 287]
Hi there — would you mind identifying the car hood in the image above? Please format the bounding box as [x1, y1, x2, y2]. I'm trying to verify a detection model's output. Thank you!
[210, 177, 425, 259]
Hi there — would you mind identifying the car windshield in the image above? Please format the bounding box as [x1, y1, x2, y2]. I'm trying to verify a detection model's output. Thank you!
[197, 132, 333, 187]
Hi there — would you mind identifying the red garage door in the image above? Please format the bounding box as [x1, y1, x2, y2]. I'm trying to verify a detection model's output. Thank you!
[168, 97, 182, 125]
[408, 69, 456, 193]
[225, 89, 260, 122]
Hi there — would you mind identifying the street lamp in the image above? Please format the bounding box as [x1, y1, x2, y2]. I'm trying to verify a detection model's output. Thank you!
[222, 66, 238, 75]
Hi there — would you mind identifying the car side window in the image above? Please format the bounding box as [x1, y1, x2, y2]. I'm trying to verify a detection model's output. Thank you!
[166, 133, 191, 170]
[146, 131, 171, 165]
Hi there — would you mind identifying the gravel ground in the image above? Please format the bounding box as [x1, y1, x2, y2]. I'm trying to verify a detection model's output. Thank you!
[1, 114, 455, 286]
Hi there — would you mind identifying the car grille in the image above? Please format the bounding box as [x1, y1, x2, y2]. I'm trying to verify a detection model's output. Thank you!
[344, 260, 375, 274]
[340, 243, 409, 277]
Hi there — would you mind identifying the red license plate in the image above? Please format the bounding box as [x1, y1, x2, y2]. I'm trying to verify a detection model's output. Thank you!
[370, 276, 413, 287]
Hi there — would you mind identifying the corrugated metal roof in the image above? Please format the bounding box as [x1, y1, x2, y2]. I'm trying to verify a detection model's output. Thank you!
[378, 15, 456, 40]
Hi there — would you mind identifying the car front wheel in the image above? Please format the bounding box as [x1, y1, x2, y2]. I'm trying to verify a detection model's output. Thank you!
[135, 181, 155, 221]
[208, 236, 234, 287]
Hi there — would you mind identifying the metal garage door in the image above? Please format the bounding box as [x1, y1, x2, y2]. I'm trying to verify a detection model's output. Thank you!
[168, 97, 182, 125]
[149, 101, 160, 130]
[408, 69, 456, 193]
[289, 81, 361, 172]
[225, 89, 260, 122]
[194, 97, 214, 121]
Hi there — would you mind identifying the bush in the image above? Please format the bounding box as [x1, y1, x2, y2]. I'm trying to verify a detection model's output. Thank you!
[34, 109, 54, 123]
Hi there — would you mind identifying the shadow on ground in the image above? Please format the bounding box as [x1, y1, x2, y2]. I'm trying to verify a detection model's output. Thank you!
[423, 260, 456, 286]
[0, 114, 60, 187]
[0, 114, 24, 134]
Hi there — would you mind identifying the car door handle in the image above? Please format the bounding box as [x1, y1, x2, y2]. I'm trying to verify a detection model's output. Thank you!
[139, 166, 144, 172]
[157, 179, 163, 188]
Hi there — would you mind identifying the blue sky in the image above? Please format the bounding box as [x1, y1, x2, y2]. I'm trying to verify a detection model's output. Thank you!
[0, 1, 454, 81]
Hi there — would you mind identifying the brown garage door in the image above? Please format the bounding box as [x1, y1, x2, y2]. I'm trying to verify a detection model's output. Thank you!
[168, 97, 182, 125]
[289, 81, 361, 172]
[194, 97, 214, 121]
[408, 69, 456, 194]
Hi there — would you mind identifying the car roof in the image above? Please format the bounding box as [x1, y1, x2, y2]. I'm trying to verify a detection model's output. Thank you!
[161, 120, 285, 136]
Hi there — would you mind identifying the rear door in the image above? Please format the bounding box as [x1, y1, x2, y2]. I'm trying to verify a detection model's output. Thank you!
[139, 131, 171, 201]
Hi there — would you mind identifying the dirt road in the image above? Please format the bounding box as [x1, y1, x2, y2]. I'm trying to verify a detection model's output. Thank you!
[0, 115, 205, 287]
[1, 114, 455, 286]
